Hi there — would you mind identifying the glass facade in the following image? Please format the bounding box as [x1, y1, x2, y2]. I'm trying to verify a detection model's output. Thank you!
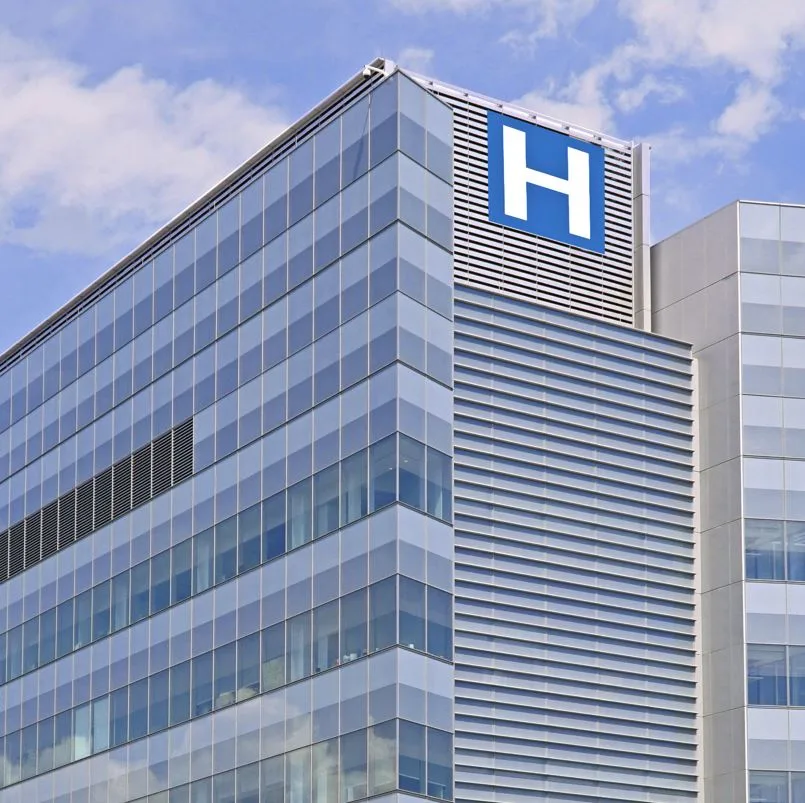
[0, 70, 455, 803]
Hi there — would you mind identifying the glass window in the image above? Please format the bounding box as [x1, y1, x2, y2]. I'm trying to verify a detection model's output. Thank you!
[237, 632, 261, 701]
[111, 570, 130, 632]
[238, 763, 261, 803]
[370, 435, 397, 512]
[241, 180, 264, 259]
[791, 647, 805, 707]
[316, 118, 341, 205]
[170, 660, 192, 726]
[192, 651, 214, 717]
[130, 560, 150, 623]
[400, 74, 427, 165]
[218, 196, 240, 276]
[90, 580, 110, 641]
[370, 75, 398, 167]
[217, 267, 240, 336]
[313, 599, 339, 673]
[342, 174, 369, 257]
[315, 194, 340, 271]
[400, 576, 426, 652]
[399, 720, 425, 794]
[287, 746, 312, 803]
[22, 616, 39, 673]
[214, 641, 237, 709]
[314, 464, 340, 539]
[428, 587, 453, 660]
[341, 588, 367, 663]
[340, 729, 368, 803]
[40, 606, 57, 665]
[261, 754, 285, 803]
[215, 518, 238, 585]
[236, 503, 261, 574]
[370, 576, 397, 652]
[427, 447, 452, 522]
[341, 243, 368, 323]
[790, 522, 805, 581]
[793, 773, 805, 803]
[287, 611, 311, 682]
[172, 539, 193, 605]
[288, 281, 314, 355]
[370, 154, 398, 236]
[399, 435, 426, 511]
[342, 97, 369, 185]
[427, 728, 452, 799]
[129, 676, 149, 740]
[288, 214, 314, 289]
[368, 720, 396, 795]
[262, 621, 285, 691]
[313, 738, 340, 803]
[151, 550, 171, 614]
[341, 449, 368, 526]
[749, 771, 787, 803]
[289, 139, 314, 225]
[194, 527, 215, 594]
[56, 598, 74, 659]
[263, 491, 286, 563]
[287, 478, 312, 550]
[150, 668, 170, 733]
[748, 644, 788, 705]
[314, 262, 340, 339]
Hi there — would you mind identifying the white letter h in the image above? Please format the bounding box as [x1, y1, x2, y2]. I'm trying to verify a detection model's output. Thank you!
[502, 125, 591, 240]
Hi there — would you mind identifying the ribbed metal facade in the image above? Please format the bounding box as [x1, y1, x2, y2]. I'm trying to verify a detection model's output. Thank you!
[452, 286, 697, 802]
[414, 79, 635, 326]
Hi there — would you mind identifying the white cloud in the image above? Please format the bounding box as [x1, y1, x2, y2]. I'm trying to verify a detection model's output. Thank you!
[516, 70, 615, 133]
[615, 75, 685, 113]
[0, 30, 289, 256]
[396, 46, 435, 73]
[714, 81, 781, 141]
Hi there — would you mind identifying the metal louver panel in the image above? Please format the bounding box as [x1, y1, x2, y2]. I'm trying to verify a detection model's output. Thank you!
[9, 522, 24, 576]
[1, 416, 194, 584]
[0, 529, 7, 583]
[75, 479, 94, 539]
[94, 466, 113, 529]
[112, 457, 132, 518]
[421, 80, 635, 324]
[173, 418, 194, 484]
[57, 491, 75, 550]
[41, 501, 58, 561]
[25, 513, 41, 567]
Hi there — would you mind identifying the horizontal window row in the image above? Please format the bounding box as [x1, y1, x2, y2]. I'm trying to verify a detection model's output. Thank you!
[53, 720, 451, 803]
[0, 419, 193, 584]
[0, 158, 451, 472]
[748, 643, 805, 706]
[750, 770, 805, 803]
[0, 72, 452, 433]
[0, 575, 452, 768]
[0, 434, 451, 686]
[746, 519, 805, 581]
[0, 234, 453, 522]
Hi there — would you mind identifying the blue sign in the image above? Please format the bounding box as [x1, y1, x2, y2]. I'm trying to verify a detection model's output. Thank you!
[487, 111, 606, 253]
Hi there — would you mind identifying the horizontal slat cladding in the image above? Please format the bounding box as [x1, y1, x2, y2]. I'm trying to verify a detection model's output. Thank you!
[433, 90, 635, 325]
[452, 290, 697, 802]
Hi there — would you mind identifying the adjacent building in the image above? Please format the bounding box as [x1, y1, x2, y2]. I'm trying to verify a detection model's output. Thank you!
[653, 201, 805, 803]
[0, 57, 698, 803]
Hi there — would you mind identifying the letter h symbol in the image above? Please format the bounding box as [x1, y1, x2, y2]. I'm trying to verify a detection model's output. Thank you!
[502, 124, 592, 240]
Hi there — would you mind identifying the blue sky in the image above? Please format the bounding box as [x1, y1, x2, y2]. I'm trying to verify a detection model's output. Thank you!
[1, 0, 805, 351]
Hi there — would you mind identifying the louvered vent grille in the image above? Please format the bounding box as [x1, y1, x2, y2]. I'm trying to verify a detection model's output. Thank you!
[426, 85, 635, 324]
[0, 417, 193, 583]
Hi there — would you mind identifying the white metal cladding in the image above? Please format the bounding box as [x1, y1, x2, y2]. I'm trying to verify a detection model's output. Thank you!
[452, 286, 697, 803]
[414, 77, 635, 325]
